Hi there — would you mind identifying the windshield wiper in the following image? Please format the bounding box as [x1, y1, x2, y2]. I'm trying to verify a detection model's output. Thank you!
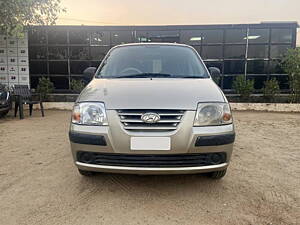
[173, 75, 207, 79]
[113, 73, 173, 78]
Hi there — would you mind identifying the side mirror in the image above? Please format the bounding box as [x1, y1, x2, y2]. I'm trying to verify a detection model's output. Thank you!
[83, 67, 97, 83]
[208, 67, 221, 84]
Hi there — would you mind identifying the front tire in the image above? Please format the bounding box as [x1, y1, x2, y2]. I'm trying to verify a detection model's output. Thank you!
[78, 169, 95, 176]
[207, 169, 227, 179]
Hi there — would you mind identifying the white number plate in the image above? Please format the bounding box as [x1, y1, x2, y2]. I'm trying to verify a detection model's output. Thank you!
[130, 137, 171, 150]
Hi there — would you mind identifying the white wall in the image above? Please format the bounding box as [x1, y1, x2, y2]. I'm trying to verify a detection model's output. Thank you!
[0, 32, 30, 87]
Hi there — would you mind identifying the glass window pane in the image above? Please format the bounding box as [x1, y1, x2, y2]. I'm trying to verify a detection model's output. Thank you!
[270, 45, 291, 58]
[29, 29, 47, 45]
[70, 61, 90, 74]
[223, 75, 237, 89]
[48, 30, 67, 44]
[111, 31, 133, 45]
[191, 46, 201, 55]
[29, 46, 47, 60]
[246, 75, 268, 89]
[225, 29, 247, 43]
[204, 61, 223, 73]
[224, 60, 245, 74]
[201, 45, 223, 59]
[247, 60, 268, 74]
[50, 76, 69, 89]
[247, 45, 269, 58]
[30, 76, 43, 89]
[48, 47, 68, 60]
[29, 61, 47, 74]
[180, 30, 202, 45]
[69, 30, 90, 44]
[269, 75, 289, 89]
[269, 60, 285, 74]
[143, 30, 180, 43]
[49, 61, 68, 74]
[91, 61, 101, 68]
[224, 45, 246, 59]
[90, 46, 110, 60]
[91, 31, 110, 46]
[247, 29, 269, 43]
[271, 29, 292, 43]
[202, 30, 223, 44]
[70, 47, 89, 60]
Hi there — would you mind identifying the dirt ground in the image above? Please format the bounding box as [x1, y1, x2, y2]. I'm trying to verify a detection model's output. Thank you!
[0, 110, 299, 225]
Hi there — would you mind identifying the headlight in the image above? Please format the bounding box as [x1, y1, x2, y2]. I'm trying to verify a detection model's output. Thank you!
[72, 102, 108, 126]
[194, 103, 232, 126]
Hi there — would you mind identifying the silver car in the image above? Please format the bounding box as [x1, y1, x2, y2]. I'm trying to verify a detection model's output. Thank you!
[69, 43, 235, 179]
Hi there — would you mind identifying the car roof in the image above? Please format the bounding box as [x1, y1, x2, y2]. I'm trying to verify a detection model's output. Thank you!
[114, 42, 191, 48]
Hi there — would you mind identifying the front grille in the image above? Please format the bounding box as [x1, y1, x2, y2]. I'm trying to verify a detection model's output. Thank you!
[117, 109, 185, 131]
[77, 152, 226, 168]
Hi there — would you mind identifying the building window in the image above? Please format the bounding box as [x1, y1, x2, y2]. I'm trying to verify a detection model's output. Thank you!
[29, 46, 47, 60]
[270, 45, 291, 58]
[69, 30, 90, 45]
[225, 29, 247, 44]
[271, 29, 292, 43]
[111, 31, 133, 45]
[49, 61, 68, 74]
[50, 76, 70, 89]
[91, 31, 110, 46]
[224, 45, 246, 59]
[29, 61, 48, 74]
[29, 29, 47, 45]
[247, 29, 269, 43]
[70, 61, 90, 74]
[69, 47, 89, 60]
[269, 60, 285, 74]
[270, 75, 289, 89]
[48, 47, 68, 60]
[224, 60, 245, 74]
[201, 45, 223, 59]
[247, 60, 268, 74]
[246, 75, 268, 89]
[180, 30, 202, 45]
[48, 30, 67, 44]
[247, 45, 269, 59]
[204, 61, 223, 73]
[90, 46, 110, 60]
[202, 30, 223, 44]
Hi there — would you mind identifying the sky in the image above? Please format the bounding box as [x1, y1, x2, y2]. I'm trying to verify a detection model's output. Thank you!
[57, 0, 300, 45]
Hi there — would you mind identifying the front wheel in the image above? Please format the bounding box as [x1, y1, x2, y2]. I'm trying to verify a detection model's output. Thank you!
[207, 169, 227, 179]
[78, 169, 95, 176]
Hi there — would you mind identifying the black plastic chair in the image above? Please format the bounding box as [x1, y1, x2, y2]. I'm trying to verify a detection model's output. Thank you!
[13, 85, 44, 119]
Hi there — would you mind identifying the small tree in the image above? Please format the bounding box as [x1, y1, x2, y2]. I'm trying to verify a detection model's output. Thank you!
[281, 48, 300, 103]
[70, 79, 85, 93]
[263, 78, 280, 103]
[233, 76, 254, 102]
[36, 77, 54, 100]
[0, 0, 65, 35]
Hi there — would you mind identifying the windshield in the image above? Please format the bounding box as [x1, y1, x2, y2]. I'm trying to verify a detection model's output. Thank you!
[95, 45, 209, 78]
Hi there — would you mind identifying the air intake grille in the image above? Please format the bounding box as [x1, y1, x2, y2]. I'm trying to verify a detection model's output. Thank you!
[117, 109, 185, 131]
[77, 152, 227, 168]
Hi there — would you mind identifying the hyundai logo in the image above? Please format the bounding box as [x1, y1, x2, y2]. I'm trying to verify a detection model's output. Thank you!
[141, 112, 160, 124]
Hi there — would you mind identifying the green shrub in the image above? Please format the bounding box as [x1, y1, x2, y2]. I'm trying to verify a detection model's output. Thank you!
[70, 79, 85, 93]
[36, 77, 54, 100]
[263, 78, 280, 102]
[233, 76, 254, 102]
[281, 48, 300, 103]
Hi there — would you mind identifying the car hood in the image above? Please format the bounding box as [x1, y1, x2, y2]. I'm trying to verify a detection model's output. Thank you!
[77, 78, 225, 110]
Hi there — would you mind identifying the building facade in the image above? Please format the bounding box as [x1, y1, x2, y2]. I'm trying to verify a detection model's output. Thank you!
[18, 22, 300, 92]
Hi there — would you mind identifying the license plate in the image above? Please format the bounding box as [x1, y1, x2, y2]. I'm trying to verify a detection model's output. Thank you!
[130, 137, 171, 150]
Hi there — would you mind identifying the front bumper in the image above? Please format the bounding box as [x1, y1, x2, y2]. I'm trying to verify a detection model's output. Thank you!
[69, 110, 235, 174]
